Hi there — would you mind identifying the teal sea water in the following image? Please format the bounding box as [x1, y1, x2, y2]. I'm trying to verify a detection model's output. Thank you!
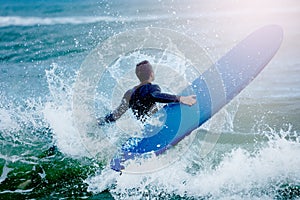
[1, 0, 300, 199]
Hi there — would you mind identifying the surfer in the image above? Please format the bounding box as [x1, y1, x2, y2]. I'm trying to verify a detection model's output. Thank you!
[97, 60, 197, 125]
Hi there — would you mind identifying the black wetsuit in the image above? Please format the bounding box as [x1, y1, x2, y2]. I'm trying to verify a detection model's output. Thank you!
[103, 83, 179, 123]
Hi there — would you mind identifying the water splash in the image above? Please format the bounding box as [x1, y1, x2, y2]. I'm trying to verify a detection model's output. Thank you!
[43, 63, 89, 157]
[0, 90, 50, 154]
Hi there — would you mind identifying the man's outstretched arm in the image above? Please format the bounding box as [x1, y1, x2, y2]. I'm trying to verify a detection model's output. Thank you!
[151, 85, 197, 106]
[97, 91, 131, 125]
[97, 98, 129, 125]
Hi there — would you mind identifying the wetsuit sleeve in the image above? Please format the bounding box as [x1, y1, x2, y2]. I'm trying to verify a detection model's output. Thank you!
[150, 84, 180, 103]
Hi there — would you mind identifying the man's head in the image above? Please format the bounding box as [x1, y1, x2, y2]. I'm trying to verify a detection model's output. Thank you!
[135, 60, 154, 82]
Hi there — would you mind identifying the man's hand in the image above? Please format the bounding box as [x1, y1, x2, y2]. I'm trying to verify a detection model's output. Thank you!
[97, 117, 107, 126]
[179, 95, 197, 106]
[97, 113, 116, 126]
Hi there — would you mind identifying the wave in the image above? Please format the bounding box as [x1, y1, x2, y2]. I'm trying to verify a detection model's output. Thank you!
[0, 15, 162, 27]
[1, 60, 299, 199]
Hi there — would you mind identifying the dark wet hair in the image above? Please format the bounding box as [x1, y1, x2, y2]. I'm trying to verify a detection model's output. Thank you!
[135, 60, 153, 82]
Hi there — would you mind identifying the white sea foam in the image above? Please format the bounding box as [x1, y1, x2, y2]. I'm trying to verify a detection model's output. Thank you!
[86, 127, 300, 199]
[0, 15, 163, 27]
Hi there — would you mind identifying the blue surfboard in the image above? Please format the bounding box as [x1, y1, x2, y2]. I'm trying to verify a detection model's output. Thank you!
[110, 25, 283, 172]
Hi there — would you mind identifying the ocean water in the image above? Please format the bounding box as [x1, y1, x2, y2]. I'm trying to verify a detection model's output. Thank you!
[1, 0, 300, 199]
